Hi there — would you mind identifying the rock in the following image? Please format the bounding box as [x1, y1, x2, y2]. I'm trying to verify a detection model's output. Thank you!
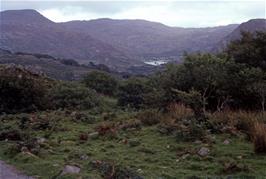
[237, 155, 243, 159]
[88, 132, 99, 139]
[36, 137, 46, 144]
[223, 139, 230, 145]
[181, 154, 190, 160]
[80, 154, 89, 160]
[61, 165, 80, 175]
[197, 147, 210, 157]
[137, 168, 143, 173]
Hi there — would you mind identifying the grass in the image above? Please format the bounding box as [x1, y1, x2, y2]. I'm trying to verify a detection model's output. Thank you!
[0, 110, 266, 178]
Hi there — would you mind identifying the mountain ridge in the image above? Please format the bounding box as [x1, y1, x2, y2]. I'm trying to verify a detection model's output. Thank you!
[0, 9, 265, 70]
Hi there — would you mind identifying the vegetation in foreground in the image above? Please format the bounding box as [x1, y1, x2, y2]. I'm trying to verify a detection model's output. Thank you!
[0, 31, 266, 178]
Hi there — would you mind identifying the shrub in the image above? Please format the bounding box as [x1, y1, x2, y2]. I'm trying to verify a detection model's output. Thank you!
[209, 110, 261, 136]
[49, 82, 100, 110]
[0, 66, 50, 113]
[117, 77, 150, 109]
[82, 70, 118, 96]
[173, 89, 204, 118]
[137, 109, 162, 126]
[253, 121, 266, 154]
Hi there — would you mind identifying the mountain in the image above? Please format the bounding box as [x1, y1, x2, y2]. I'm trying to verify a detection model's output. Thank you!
[61, 19, 238, 58]
[0, 9, 265, 71]
[0, 10, 138, 71]
[217, 19, 266, 50]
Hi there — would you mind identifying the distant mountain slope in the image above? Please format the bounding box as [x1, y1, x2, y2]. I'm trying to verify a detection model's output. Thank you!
[62, 19, 238, 58]
[217, 19, 266, 50]
[0, 10, 138, 70]
[0, 9, 265, 70]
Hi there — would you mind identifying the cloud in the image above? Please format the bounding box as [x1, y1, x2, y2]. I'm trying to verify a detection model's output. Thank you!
[1, 1, 265, 27]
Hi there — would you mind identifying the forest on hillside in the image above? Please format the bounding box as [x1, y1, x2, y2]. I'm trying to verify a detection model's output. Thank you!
[0, 31, 266, 178]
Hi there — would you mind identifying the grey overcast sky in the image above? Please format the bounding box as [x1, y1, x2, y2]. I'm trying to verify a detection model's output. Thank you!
[1, 1, 265, 27]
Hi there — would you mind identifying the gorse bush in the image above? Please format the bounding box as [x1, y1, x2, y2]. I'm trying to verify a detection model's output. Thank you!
[48, 82, 100, 110]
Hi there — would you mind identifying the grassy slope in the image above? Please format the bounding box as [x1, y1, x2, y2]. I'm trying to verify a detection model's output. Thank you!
[0, 110, 266, 179]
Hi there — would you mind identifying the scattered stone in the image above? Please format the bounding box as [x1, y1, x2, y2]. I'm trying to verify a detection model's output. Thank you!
[137, 168, 143, 173]
[197, 147, 210, 157]
[181, 154, 190, 160]
[80, 154, 89, 161]
[36, 137, 46, 144]
[88, 132, 99, 139]
[61, 165, 80, 175]
[237, 156, 243, 159]
[70, 111, 77, 117]
[223, 139, 230, 145]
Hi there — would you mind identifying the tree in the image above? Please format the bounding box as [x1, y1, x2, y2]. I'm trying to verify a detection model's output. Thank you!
[49, 82, 100, 110]
[117, 77, 150, 109]
[251, 81, 266, 111]
[173, 89, 204, 118]
[226, 31, 266, 70]
[82, 71, 118, 96]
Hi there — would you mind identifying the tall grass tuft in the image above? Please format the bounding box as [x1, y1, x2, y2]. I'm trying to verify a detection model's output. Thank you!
[167, 103, 193, 120]
[252, 121, 266, 154]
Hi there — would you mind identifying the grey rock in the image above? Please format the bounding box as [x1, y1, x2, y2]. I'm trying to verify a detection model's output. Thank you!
[61, 165, 80, 175]
[197, 147, 210, 157]
[88, 132, 99, 139]
[223, 139, 230, 145]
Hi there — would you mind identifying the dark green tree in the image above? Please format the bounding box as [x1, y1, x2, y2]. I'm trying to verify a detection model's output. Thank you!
[226, 31, 266, 70]
[82, 71, 118, 96]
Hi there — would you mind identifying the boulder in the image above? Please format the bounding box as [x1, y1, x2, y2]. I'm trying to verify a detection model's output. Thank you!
[197, 147, 210, 157]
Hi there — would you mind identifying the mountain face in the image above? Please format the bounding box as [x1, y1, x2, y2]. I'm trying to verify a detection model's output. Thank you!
[61, 19, 238, 58]
[0, 9, 265, 70]
[0, 10, 138, 70]
[217, 19, 266, 50]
